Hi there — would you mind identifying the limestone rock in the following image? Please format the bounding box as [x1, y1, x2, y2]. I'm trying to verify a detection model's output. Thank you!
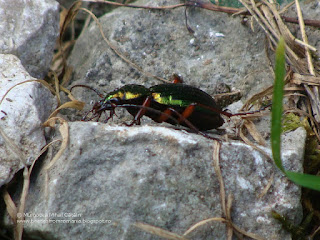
[0, 54, 56, 186]
[0, 0, 59, 78]
[17, 123, 305, 239]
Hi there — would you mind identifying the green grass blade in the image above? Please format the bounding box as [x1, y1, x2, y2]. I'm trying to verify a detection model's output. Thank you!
[285, 171, 320, 191]
[271, 37, 286, 173]
[271, 37, 320, 191]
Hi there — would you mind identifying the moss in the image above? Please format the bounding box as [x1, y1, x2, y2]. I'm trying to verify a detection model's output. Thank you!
[282, 113, 304, 132]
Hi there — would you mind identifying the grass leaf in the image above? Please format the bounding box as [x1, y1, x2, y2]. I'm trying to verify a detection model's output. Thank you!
[271, 37, 286, 173]
[271, 37, 320, 191]
[285, 171, 320, 191]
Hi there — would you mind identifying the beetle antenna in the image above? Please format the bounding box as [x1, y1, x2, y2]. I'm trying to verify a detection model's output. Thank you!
[197, 103, 272, 118]
[70, 84, 104, 98]
[230, 103, 272, 117]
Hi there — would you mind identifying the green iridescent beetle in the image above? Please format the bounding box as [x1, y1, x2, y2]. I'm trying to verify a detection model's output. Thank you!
[77, 82, 228, 131]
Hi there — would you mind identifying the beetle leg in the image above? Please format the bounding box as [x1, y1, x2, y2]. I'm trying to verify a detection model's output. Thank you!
[104, 107, 115, 123]
[178, 103, 196, 122]
[124, 96, 152, 126]
[133, 96, 152, 122]
[157, 103, 196, 123]
[124, 118, 141, 126]
[98, 103, 119, 123]
[157, 108, 173, 122]
[171, 74, 184, 84]
[81, 110, 92, 121]
[82, 108, 101, 121]
[160, 105, 221, 142]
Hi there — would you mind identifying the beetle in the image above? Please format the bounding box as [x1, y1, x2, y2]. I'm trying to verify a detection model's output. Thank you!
[71, 79, 270, 137]
[71, 82, 231, 132]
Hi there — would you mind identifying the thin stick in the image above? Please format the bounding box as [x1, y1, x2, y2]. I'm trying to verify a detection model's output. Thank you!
[212, 141, 226, 215]
[183, 217, 227, 236]
[82, 0, 184, 9]
[187, 0, 320, 27]
[79, 0, 320, 28]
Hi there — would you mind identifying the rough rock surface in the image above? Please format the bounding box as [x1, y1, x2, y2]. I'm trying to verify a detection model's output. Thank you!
[15, 123, 305, 239]
[68, 0, 273, 106]
[0, 54, 56, 186]
[56, 0, 75, 8]
[0, 0, 59, 78]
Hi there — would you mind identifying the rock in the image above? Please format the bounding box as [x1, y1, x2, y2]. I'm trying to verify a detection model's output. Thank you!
[14, 123, 304, 239]
[0, 54, 56, 187]
[56, 0, 75, 9]
[0, 0, 59, 78]
[67, 0, 272, 108]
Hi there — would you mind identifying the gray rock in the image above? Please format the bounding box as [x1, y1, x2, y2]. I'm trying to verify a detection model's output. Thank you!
[56, 0, 76, 9]
[0, 0, 59, 78]
[0, 54, 56, 186]
[68, 0, 272, 104]
[16, 123, 304, 239]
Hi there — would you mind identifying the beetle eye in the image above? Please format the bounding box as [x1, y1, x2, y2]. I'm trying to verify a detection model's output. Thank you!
[95, 98, 120, 112]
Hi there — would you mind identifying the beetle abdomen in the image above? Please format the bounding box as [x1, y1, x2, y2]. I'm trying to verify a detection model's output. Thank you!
[149, 84, 224, 130]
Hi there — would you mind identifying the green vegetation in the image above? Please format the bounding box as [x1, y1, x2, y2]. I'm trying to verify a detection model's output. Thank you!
[271, 37, 320, 191]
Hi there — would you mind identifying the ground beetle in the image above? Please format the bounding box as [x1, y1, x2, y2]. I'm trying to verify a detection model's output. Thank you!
[71, 78, 268, 136]
[71, 81, 231, 132]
